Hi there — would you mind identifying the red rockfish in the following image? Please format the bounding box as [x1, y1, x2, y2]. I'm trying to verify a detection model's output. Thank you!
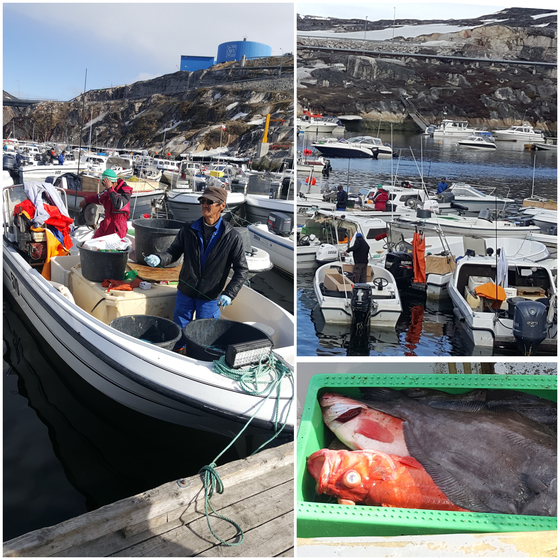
[307, 448, 468, 512]
[320, 392, 409, 456]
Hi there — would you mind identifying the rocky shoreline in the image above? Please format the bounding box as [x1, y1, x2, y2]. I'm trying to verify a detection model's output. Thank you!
[297, 8, 557, 134]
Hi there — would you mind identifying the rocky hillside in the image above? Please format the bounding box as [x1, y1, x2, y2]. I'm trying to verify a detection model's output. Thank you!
[3, 56, 294, 165]
[297, 8, 557, 133]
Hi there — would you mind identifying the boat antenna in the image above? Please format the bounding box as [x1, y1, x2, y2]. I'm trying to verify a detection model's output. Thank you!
[530, 150, 537, 199]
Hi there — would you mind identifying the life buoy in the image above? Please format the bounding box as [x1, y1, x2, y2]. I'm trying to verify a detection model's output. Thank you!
[305, 177, 316, 185]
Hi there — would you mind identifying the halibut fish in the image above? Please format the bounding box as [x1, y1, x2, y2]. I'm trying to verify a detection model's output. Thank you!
[360, 387, 557, 517]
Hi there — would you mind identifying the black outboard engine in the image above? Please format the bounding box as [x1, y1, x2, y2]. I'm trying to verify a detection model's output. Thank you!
[513, 300, 548, 355]
[348, 284, 373, 356]
[437, 191, 455, 204]
[267, 212, 292, 237]
[385, 251, 414, 290]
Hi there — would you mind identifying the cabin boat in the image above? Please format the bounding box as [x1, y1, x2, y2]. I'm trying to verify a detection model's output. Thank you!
[493, 123, 546, 143]
[448, 255, 556, 354]
[312, 136, 394, 158]
[437, 183, 516, 214]
[2, 183, 294, 438]
[296, 111, 342, 133]
[430, 119, 479, 138]
[313, 261, 402, 329]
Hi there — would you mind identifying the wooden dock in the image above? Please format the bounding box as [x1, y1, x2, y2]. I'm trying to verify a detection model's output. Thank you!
[3, 442, 294, 557]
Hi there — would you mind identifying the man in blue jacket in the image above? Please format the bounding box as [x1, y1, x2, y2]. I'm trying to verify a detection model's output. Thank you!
[145, 186, 248, 350]
[436, 178, 448, 194]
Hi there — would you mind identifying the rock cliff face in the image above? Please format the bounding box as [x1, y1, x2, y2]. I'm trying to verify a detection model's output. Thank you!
[3, 56, 294, 160]
[297, 8, 557, 133]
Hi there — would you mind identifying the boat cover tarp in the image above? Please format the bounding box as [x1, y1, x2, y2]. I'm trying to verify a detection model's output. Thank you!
[412, 232, 426, 284]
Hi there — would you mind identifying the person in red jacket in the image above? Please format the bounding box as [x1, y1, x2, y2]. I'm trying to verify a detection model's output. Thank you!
[79, 168, 133, 238]
[373, 185, 389, 211]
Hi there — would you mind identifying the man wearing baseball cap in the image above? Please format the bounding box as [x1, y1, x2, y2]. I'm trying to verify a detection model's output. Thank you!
[79, 168, 133, 238]
[145, 185, 248, 351]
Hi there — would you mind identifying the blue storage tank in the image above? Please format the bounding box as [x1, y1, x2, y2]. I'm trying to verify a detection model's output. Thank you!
[180, 55, 215, 72]
[216, 39, 271, 63]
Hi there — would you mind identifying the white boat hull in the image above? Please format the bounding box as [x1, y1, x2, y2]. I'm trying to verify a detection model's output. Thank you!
[244, 195, 294, 225]
[3, 241, 294, 437]
[247, 224, 294, 276]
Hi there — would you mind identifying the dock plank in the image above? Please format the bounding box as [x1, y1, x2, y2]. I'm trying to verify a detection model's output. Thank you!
[54, 463, 293, 557]
[111, 478, 293, 556]
[3, 442, 293, 558]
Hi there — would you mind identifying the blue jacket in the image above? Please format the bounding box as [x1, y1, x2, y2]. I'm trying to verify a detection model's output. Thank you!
[436, 181, 448, 194]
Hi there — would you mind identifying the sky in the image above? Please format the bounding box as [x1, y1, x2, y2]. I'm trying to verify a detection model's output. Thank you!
[2, 2, 295, 101]
[297, 0, 557, 21]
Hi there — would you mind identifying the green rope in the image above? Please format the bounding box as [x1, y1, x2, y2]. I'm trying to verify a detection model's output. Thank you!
[197, 353, 293, 546]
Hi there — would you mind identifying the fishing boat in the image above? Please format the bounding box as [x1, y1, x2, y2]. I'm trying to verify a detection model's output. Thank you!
[164, 189, 245, 223]
[448, 254, 556, 354]
[296, 110, 343, 133]
[430, 119, 479, 138]
[313, 261, 402, 329]
[390, 209, 541, 240]
[312, 136, 393, 158]
[247, 216, 294, 277]
[17, 160, 84, 182]
[437, 183, 516, 214]
[457, 135, 497, 150]
[244, 194, 294, 225]
[384, 230, 552, 301]
[2, 183, 294, 439]
[493, 123, 546, 143]
[297, 211, 388, 267]
[519, 207, 557, 234]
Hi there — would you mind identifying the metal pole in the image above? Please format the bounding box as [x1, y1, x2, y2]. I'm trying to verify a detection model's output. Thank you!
[392, 8, 396, 41]
[364, 16, 368, 40]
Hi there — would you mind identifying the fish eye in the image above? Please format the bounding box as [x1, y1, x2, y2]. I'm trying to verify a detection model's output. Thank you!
[342, 470, 361, 488]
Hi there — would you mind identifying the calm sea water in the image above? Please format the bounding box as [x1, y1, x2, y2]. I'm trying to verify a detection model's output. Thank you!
[2, 268, 293, 541]
[297, 130, 557, 357]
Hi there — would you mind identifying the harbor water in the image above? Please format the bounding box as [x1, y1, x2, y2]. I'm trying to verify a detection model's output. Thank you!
[297, 130, 557, 357]
[2, 267, 293, 541]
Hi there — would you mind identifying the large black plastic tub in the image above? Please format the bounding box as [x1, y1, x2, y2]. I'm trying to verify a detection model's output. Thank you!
[79, 246, 131, 282]
[183, 318, 272, 361]
[132, 218, 184, 266]
[110, 315, 181, 350]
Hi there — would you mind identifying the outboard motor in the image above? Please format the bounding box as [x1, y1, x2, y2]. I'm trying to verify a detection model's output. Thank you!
[267, 212, 292, 237]
[385, 251, 414, 290]
[437, 191, 455, 204]
[513, 300, 548, 355]
[348, 284, 373, 356]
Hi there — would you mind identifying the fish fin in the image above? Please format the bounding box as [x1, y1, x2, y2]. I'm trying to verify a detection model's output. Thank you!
[521, 473, 549, 494]
[338, 498, 356, 506]
[360, 387, 403, 402]
[427, 400, 486, 413]
[395, 455, 424, 470]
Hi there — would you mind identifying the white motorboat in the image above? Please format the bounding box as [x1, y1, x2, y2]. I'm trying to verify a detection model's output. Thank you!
[448, 254, 556, 354]
[520, 207, 557, 234]
[313, 261, 402, 329]
[297, 211, 388, 267]
[244, 194, 294, 225]
[296, 111, 342, 133]
[457, 135, 497, 150]
[165, 189, 245, 223]
[2, 184, 294, 439]
[390, 209, 541, 240]
[431, 119, 479, 138]
[18, 160, 84, 182]
[312, 136, 394, 158]
[493, 123, 546, 143]
[384, 232, 551, 301]
[247, 224, 294, 277]
[437, 183, 516, 214]
[297, 156, 327, 176]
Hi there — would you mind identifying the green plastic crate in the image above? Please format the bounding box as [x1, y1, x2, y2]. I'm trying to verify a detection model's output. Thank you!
[297, 373, 557, 538]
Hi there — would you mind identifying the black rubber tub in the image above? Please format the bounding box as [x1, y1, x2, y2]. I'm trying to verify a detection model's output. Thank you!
[110, 315, 181, 350]
[132, 218, 184, 266]
[79, 245, 131, 282]
[183, 318, 272, 361]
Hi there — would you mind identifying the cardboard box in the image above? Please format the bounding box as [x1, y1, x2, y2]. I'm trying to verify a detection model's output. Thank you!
[297, 374, 557, 538]
[324, 271, 353, 292]
[425, 255, 456, 275]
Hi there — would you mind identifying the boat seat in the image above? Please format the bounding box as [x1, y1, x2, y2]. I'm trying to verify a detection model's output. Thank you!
[323, 270, 354, 293]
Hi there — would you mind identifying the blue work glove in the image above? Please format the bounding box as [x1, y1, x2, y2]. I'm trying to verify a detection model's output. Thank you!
[218, 294, 231, 309]
[145, 254, 160, 267]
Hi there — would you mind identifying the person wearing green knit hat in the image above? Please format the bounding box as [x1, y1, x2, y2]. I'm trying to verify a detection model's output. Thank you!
[79, 168, 133, 239]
